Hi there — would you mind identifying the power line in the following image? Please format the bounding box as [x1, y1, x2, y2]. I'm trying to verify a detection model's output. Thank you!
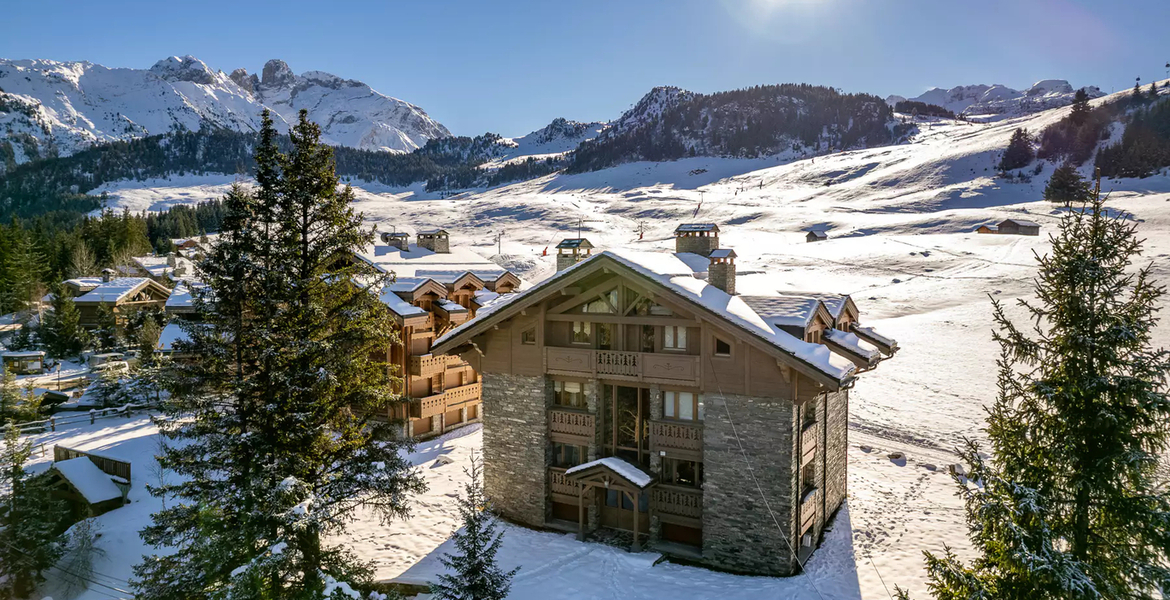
[0, 539, 136, 599]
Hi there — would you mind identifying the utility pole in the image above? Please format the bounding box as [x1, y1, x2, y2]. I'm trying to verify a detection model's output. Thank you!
[577, 218, 583, 240]
[495, 231, 503, 256]
[636, 220, 646, 240]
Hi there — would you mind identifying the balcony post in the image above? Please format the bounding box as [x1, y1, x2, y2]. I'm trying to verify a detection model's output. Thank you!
[578, 485, 586, 541]
[648, 385, 663, 473]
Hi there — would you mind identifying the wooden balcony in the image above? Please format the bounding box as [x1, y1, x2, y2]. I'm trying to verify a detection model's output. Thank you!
[652, 485, 702, 528]
[445, 382, 481, 406]
[549, 409, 595, 445]
[418, 392, 446, 419]
[545, 347, 700, 386]
[799, 487, 818, 534]
[649, 420, 703, 461]
[800, 423, 817, 467]
[409, 353, 450, 378]
[549, 467, 586, 504]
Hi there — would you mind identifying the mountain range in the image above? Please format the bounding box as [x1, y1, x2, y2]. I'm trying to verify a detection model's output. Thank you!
[0, 55, 450, 164]
[886, 80, 1104, 117]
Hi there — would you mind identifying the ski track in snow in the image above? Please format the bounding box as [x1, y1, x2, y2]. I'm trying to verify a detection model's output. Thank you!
[24, 83, 1170, 599]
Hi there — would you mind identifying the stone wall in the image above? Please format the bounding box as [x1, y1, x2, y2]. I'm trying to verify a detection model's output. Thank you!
[674, 234, 719, 256]
[556, 253, 583, 272]
[823, 389, 849, 517]
[482, 372, 549, 527]
[701, 391, 799, 576]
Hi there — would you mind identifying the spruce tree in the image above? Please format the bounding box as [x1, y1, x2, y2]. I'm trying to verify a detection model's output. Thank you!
[998, 128, 1034, 171]
[0, 424, 65, 599]
[1134, 80, 1144, 101]
[905, 188, 1170, 599]
[1043, 164, 1092, 205]
[134, 110, 425, 599]
[1069, 88, 1091, 126]
[430, 456, 519, 600]
[94, 302, 120, 351]
[41, 283, 86, 359]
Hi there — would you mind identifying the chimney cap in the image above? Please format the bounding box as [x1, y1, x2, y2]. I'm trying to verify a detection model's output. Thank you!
[675, 223, 719, 234]
[556, 238, 594, 250]
[709, 248, 736, 259]
[383, 231, 409, 239]
[417, 228, 448, 236]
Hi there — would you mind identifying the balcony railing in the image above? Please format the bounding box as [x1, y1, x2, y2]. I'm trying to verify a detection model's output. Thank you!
[413, 382, 483, 419]
[549, 467, 585, 503]
[410, 354, 451, 378]
[800, 487, 818, 534]
[545, 347, 699, 385]
[650, 420, 703, 461]
[549, 409, 595, 445]
[801, 423, 817, 467]
[652, 485, 703, 527]
[418, 393, 446, 419]
[445, 382, 481, 406]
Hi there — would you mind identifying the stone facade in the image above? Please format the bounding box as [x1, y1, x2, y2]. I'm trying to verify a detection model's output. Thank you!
[556, 253, 584, 272]
[417, 233, 450, 253]
[708, 261, 735, 295]
[482, 372, 549, 527]
[823, 389, 849, 518]
[674, 233, 720, 256]
[701, 391, 799, 576]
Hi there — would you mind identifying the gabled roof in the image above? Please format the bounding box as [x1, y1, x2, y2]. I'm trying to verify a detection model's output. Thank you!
[52, 457, 122, 504]
[709, 248, 736, 259]
[556, 238, 593, 250]
[565, 457, 653, 489]
[807, 230, 829, 239]
[739, 296, 829, 330]
[432, 250, 858, 387]
[74, 278, 170, 304]
[675, 223, 719, 234]
[383, 231, 410, 238]
[417, 228, 449, 236]
[354, 243, 520, 287]
[773, 291, 855, 321]
[999, 218, 1040, 227]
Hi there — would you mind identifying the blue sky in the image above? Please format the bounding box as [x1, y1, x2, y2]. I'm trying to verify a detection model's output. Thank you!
[2, 0, 1167, 136]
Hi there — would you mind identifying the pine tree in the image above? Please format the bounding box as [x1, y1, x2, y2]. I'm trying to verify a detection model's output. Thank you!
[134, 110, 426, 599]
[1043, 164, 1092, 205]
[41, 283, 86, 359]
[998, 128, 1034, 171]
[0, 424, 66, 599]
[1150, 82, 1159, 99]
[906, 188, 1170, 599]
[1069, 88, 1091, 126]
[94, 302, 120, 351]
[1133, 79, 1144, 101]
[430, 456, 519, 600]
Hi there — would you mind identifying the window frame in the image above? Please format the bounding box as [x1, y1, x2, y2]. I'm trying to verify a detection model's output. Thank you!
[521, 327, 537, 345]
[714, 336, 732, 357]
[553, 380, 585, 408]
[663, 325, 687, 352]
[663, 390, 703, 421]
[571, 321, 592, 345]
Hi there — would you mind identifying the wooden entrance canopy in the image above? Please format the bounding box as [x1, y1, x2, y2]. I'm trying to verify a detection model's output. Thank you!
[564, 457, 655, 551]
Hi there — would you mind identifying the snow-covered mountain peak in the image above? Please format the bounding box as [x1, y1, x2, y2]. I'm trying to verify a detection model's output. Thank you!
[891, 80, 1103, 118]
[148, 55, 219, 85]
[0, 55, 452, 168]
[260, 59, 296, 89]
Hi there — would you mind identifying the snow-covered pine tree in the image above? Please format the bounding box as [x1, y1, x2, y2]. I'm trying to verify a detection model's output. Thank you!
[903, 188, 1170, 599]
[0, 424, 65, 599]
[430, 455, 519, 600]
[134, 110, 425, 599]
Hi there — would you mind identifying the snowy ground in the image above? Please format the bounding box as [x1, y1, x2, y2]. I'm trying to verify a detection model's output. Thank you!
[30, 83, 1170, 598]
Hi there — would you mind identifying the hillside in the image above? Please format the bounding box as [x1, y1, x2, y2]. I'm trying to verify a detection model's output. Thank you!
[0, 55, 449, 169]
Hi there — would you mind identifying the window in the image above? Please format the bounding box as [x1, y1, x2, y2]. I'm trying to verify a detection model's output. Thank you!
[662, 458, 704, 488]
[552, 442, 585, 468]
[803, 397, 817, 428]
[664, 325, 687, 351]
[572, 321, 591, 344]
[714, 337, 731, 357]
[582, 290, 618, 314]
[808, 328, 823, 344]
[553, 380, 584, 408]
[663, 391, 703, 421]
[801, 461, 816, 497]
[521, 327, 536, 345]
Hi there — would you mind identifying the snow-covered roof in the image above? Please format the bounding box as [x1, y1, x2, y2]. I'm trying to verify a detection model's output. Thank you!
[436, 299, 468, 313]
[807, 230, 829, 239]
[709, 248, 736, 259]
[565, 456, 653, 488]
[999, 218, 1040, 227]
[417, 229, 449, 236]
[64, 277, 104, 293]
[675, 223, 719, 233]
[379, 287, 427, 319]
[774, 292, 851, 320]
[672, 252, 711, 275]
[556, 238, 593, 250]
[2, 350, 45, 358]
[853, 325, 898, 354]
[74, 278, 157, 304]
[165, 282, 195, 309]
[52, 457, 123, 504]
[739, 295, 823, 329]
[824, 328, 881, 364]
[131, 254, 195, 280]
[434, 249, 857, 384]
[355, 243, 516, 285]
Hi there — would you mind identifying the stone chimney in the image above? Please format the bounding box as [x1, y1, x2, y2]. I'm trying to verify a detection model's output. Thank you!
[674, 223, 720, 256]
[556, 238, 594, 272]
[379, 231, 409, 251]
[416, 229, 450, 254]
[167, 252, 177, 267]
[708, 249, 736, 295]
[101, 268, 115, 283]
